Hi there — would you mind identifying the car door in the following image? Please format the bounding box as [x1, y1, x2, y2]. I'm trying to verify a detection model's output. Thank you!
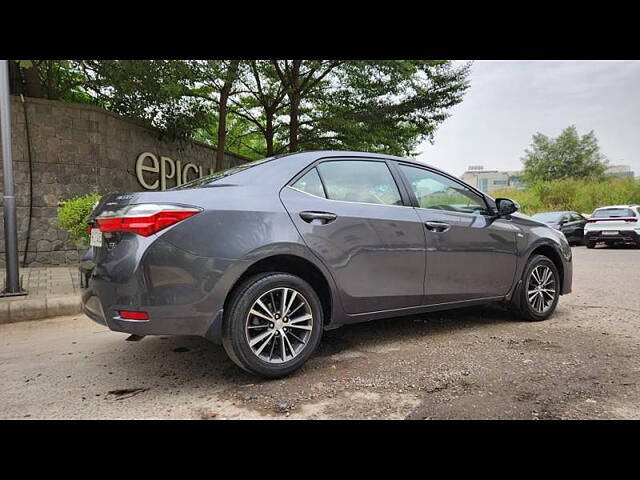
[559, 213, 576, 242]
[395, 163, 519, 305]
[279, 158, 426, 314]
[571, 212, 587, 243]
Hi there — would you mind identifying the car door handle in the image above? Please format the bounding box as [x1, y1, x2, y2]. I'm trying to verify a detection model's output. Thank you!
[299, 211, 338, 224]
[424, 221, 451, 233]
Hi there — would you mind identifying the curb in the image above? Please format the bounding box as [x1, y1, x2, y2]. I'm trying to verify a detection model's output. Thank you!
[0, 294, 82, 324]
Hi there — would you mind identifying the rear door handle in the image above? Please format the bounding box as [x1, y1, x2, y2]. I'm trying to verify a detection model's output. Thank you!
[424, 221, 451, 233]
[299, 211, 338, 224]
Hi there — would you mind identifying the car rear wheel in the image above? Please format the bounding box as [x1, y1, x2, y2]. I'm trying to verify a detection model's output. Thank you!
[585, 240, 596, 249]
[222, 272, 323, 378]
[515, 255, 560, 321]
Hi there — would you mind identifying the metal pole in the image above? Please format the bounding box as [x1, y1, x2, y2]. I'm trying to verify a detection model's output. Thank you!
[0, 60, 23, 295]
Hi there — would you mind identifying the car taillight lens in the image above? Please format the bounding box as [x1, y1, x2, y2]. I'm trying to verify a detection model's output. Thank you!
[587, 218, 637, 223]
[96, 204, 201, 237]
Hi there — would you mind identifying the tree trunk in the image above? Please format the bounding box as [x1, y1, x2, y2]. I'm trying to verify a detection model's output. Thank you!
[20, 63, 45, 98]
[288, 61, 302, 153]
[288, 92, 300, 153]
[215, 91, 229, 171]
[215, 61, 240, 171]
[265, 111, 275, 156]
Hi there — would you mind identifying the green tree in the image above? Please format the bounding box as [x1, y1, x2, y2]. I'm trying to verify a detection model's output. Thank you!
[298, 60, 471, 156]
[77, 60, 210, 140]
[271, 60, 344, 152]
[522, 125, 608, 183]
[11, 60, 473, 163]
[15, 60, 91, 103]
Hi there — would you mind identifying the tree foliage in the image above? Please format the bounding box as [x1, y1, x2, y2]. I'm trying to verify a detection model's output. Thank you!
[492, 177, 640, 216]
[521, 125, 608, 183]
[55, 192, 102, 245]
[12, 59, 471, 165]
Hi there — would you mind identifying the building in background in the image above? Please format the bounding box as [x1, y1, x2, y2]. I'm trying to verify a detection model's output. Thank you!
[460, 166, 524, 193]
[605, 165, 635, 178]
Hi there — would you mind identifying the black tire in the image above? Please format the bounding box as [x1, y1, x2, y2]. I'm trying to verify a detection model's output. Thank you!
[605, 240, 615, 247]
[222, 272, 324, 378]
[515, 255, 560, 322]
[586, 241, 596, 249]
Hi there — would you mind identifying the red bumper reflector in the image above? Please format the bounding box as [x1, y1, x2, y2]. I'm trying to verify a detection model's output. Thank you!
[119, 310, 149, 320]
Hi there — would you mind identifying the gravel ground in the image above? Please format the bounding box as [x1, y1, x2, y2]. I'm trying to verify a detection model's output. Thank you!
[1, 245, 638, 419]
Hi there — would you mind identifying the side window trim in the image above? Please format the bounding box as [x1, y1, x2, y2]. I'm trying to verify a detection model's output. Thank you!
[395, 162, 492, 216]
[314, 165, 330, 199]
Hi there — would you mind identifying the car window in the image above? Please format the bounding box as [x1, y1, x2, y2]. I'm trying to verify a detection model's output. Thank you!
[399, 164, 489, 215]
[592, 208, 635, 218]
[570, 213, 582, 222]
[291, 168, 326, 198]
[532, 212, 563, 223]
[316, 161, 402, 206]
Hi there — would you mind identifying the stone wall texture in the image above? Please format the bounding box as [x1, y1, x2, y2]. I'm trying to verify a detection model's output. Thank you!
[0, 96, 250, 266]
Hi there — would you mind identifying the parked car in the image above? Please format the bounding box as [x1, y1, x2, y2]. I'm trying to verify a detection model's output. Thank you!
[530, 211, 587, 245]
[81, 151, 573, 378]
[584, 205, 640, 248]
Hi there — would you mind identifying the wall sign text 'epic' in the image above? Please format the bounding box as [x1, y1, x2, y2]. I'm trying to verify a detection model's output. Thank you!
[135, 152, 214, 190]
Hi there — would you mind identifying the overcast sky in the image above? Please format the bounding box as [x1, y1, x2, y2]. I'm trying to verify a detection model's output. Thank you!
[416, 60, 640, 178]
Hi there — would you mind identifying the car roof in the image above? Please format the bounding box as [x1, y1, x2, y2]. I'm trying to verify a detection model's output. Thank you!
[594, 205, 638, 210]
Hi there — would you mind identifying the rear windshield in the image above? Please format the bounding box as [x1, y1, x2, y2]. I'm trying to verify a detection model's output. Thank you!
[592, 208, 636, 218]
[172, 155, 281, 190]
[531, 212, 563, 222]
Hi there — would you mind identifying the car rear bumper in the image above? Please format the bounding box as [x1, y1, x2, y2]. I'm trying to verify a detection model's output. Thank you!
[80, 235, 249, 345]
[82, 286, 225, 343]
[585, 230, 640, 243]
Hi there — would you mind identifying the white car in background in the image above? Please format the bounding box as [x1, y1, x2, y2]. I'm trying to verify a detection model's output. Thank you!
[584, 205, 640, 249]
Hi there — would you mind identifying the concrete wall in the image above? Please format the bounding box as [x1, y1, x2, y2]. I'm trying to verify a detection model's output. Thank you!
[0, 96, 249, 266]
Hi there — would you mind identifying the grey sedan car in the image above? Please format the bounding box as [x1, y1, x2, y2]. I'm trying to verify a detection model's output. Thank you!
[82, 151, 572, 378]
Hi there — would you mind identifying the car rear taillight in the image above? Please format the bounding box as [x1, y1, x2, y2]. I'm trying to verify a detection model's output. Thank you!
[119, 310, 149, 320]
[96, 204, 201, 237]
[587, 218, 637, 223]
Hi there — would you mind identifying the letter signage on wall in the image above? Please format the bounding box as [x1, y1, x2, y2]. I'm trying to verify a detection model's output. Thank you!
[135, 152, 214, 191]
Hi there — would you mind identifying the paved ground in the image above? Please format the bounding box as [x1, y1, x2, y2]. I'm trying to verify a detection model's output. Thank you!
[0, 245, 638, 419]
[0, 266, 81, 297]
[0, 266, 81, 322]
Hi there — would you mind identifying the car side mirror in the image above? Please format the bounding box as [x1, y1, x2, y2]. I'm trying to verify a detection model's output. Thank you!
[495, 198, 519, 216]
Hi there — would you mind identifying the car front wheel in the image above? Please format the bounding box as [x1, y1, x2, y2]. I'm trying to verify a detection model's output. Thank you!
[515, 255, 560, 321]
[222, 272, 323, 378]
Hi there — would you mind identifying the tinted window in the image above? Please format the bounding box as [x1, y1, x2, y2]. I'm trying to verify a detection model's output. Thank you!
[399, 165, 489, 215]
[292, 168, 326, 198]
[592, 208, 635, 218]
[532, 212, 563, 223]
[570, 213, 583, 222]
[317, 161, 402, 206]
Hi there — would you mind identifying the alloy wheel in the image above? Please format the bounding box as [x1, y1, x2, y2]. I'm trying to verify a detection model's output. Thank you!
[527, 265, 557, 314]
[245, 287, 314, 364]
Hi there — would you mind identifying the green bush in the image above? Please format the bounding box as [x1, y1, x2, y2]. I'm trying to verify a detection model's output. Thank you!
[492, 177, 640, 216]
[56, 193, 102, 245]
